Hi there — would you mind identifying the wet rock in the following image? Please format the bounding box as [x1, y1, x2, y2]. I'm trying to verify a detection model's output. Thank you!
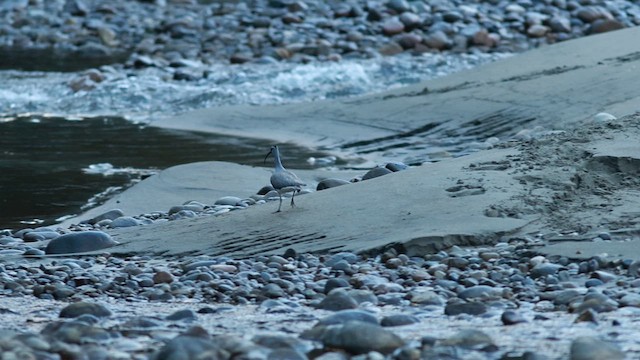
[548, 16, 571, 32]
[317, 310, 378, 326]
[385, 162, 409, 172]
[59, 302, 112, 319]
[576, 6, 612, 23]
[570, 336, 624, 360]
[574, 308, 598, 324]
[85, 209, 125, 225]
[588, 19, 625, 34]
[317, 289, 358, 311]
[45, 231, 117, 254]
[530, 263, 562, 279]
[409, 290, 444, 305]
[381, 314, 420, 327]
[325, 252, 358, 267]
[111, 216, 140, 228]
[324, 278, 350, 294]
[301, 321, 404, 355]
[317, 178, 350, 191]
[154, 334, 227, 360]
[153, 271, 174, 284]
[382, 19, 405, 36]
[166, 309, 197, 321]
[362, 166, 392, 180]
[440, 329, 495, 350]
[458, 285, 501, 300]
[215, 196, 242, 206]
[423, 31, 452, 50]
[501, 310, 527, 325]
[527, 24, 549, 37]
[444, 302, 487, 316]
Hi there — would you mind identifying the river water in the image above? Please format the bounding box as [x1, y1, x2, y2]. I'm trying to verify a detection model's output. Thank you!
[0, 52, 507, 230]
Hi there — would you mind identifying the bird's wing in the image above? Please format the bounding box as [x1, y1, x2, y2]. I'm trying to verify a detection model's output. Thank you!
[271, 170, 306, 189]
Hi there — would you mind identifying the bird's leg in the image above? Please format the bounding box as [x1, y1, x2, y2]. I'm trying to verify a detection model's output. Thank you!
[290, 190, 296, 208]
[275, 193, 283, 213]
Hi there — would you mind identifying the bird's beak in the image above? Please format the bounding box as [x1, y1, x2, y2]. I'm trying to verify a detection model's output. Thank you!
[264, 148, 273, 164]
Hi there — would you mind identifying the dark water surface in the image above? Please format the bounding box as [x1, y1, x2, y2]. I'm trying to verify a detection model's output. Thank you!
[0, 115, 327, 231]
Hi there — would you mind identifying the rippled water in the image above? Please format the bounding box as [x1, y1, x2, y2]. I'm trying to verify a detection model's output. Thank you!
[0, 52, 509, 231]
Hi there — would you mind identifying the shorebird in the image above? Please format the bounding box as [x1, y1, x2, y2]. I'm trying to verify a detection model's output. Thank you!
[264, 145, 306, 212]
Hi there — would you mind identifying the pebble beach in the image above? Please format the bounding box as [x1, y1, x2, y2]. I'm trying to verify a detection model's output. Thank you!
[2, 0, 640, 359]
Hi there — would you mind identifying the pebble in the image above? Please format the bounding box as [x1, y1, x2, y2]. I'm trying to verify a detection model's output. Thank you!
[317, 289, 359, 311]
[316, 178, 350, 191]
[110, 216, 140, 228]
[444, 301, 487, 316]
[362, 167, 393, 180]
[380, 314, 420, 327]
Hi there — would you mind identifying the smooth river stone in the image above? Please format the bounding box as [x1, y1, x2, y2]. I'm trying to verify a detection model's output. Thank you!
[362, 166, 392, 180]
[45, 231, 117, 254]
[316, 178, 350, 191]
[84, 209, 125, 225]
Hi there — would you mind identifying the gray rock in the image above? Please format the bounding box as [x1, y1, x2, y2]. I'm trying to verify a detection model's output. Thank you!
[570, 337, 624, 360]
[60, 302, 112, 319]
[317, 310, 379, 326]
[501, 310, 527, 325]
[362, 166, 392, 180]
[154, 334, 226, 360]
[23, 231, 60, 242]
[325, 252, 358, 267]
[423, 31, 452, 50]
[85, 209, 125, 225]
[111, 216, 140, 228]
[317, 289, 358, 311]
[385, 162, 409, 172]
[317, 178, 350, 191]
[166, 309, 197, 321]
[301, 321, 404, 355]
[45, 231, 117, 254]
[409, 290, 444, 305]
[215, 196, 242, 206]
[324, 278, 350, 294]
[548, 16, 571, 32]
[458, 285, 501, 300]
[261, 283, 286, 298]
[381, 314, 420, 327]
[382, 19, 405, 36]
[444, 302, 487, 316]
[530, 263, 562, 278]
[347, 289, 378, 305]
[440, 329, 494, 349]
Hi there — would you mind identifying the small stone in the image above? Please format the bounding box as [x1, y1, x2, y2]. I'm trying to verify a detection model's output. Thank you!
[378, 42, 405, 56]
[409, 290, 444, 306]
[527, 24, 549, 37]
[458, 285, 501, 300]
[215, 196, 242, 206]
[325, 278, 350, 294]
[317, 310, 379, 326]
[317, 178, 350, 191]
[153, 271, 174, 284]
[325, 252, 358, 267]
[166, 309, 197, 321]
[444, 302, 487, 316]
[262, 283, 286, 298]
[362, 167, 392, 180]
[501, 310, 527, 325]
[85, 209, 125, 225]
[382, 19, 405, 36]
[530, 263, 562, 279]
[154, 335, 222, 360]
[45, 231, 117, 254]
[423, 31, 452, 50]
[588, 19, 624, 34]
[111, 216, 140, 228]
[381, 314, 420, 327]
[440, 329, 494, 349]
[570, 337, 624, 360]
[317, 289, 358, 311]
[548, 16, 571, 32]
[60, 302, 111, 318]
[575, 308, 598, 324]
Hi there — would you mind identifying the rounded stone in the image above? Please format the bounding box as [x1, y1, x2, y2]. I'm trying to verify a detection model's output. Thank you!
[85, 209, 125, 225]
[570, 336, 624, 360]
[302, 321, 405, 355]
[215, 196, 242, 206]
[444, 302, 487, 316]
[362, 166, 392, 180]
[381, 314, 420, 327]
[324, 278, 350, 294]
[45, 231, 117, 254]
[317, 178, 350, 191]
[501, 310, 527, 325]
[317, 310, 379, 326]
[317, 289, 358, 311]
[166, 309, 197, 321]
[60, 302, 112, 318]
[111, 216, 140, 228]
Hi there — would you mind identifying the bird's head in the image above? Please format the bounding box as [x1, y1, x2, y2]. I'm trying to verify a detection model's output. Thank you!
[264, 145, 278, 164]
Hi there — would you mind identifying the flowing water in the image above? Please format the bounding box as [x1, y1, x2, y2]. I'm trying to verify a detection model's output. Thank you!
[0, 52, 509, 231]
